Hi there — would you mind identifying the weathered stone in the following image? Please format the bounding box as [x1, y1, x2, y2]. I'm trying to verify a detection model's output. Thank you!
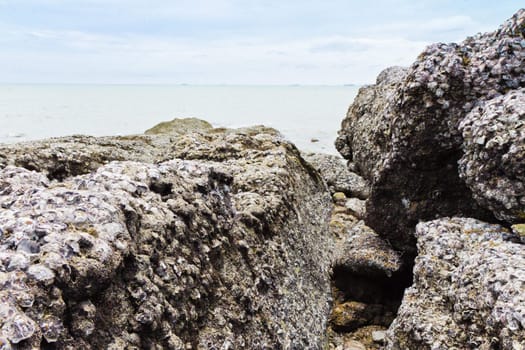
[334, 222, 401, 278]
[330, 301, 393, 332]
[459, 88, 525, 224]
[371, 330, 386, 344]
[336, 10, 525, 256]
[386, 217, 525, 350]
[335, 66, 408, 181]
[344, 198, 366, 220]
[342, 339, 366, 350]
[512, 224, 525, 242]
[144, 117, 213, 135]
[302, 153, 370, 199]
[333, 192, 347, 203]
[0, 126, 333, 349]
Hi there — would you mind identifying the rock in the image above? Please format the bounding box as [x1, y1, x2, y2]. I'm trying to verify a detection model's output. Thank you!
[386, 217, 525, 349]
[144, 117, 213, 135]
[336, 10, 525, 256]
[371, 330, 386, 344]
[333, 192, 347, 203]
[511, 224, 525, 242]
[459, 88, 525, 224]
[344, 198, 366, 219]
[343, 340, 366, 350]
[335, 66, 409, 180]
[302, 153, 370, 199]
[330, 301, 394, 331]
[328, 212, 408, 344]
[0, 126, 334, 348]
[0, 126, 283, 179]
[334, 222, 401, 278]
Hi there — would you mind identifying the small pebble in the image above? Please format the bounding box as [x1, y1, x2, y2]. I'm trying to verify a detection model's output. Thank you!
[372, 330, 387, 343]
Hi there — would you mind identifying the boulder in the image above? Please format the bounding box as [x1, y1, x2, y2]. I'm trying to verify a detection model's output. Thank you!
[334, 66, 408, 181]
[333, 222, 401, 278]
[0, 127, 333, 349]
[144, 117, 213, 135]
[459, 88, 525, 223]
[386, 217, 525, 349]
[336, 9, 525, 256]
[302, 153, 370, 199]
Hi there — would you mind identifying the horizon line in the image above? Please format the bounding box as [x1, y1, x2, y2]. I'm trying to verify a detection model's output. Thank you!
[0, 82, 365, 87]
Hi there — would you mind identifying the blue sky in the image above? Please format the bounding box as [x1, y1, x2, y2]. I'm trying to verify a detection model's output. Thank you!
[0, 1, 521, 84]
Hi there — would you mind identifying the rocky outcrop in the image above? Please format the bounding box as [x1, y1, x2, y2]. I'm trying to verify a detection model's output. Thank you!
[144, 117, 213, 135]
[459, 88, 525, 223]
[387, 218, 525, 349]
[302, 153, 370, 199]
[333, 9, 525, 350]
[0, 127, 334, 349]
[326, 186, 410, 350]
[334, 66, 408, 181]
[336, 9, 525, 255]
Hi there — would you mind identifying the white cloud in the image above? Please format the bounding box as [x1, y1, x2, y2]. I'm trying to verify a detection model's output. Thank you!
[0, 1, 517, 84]
[0, 26, 429, 84]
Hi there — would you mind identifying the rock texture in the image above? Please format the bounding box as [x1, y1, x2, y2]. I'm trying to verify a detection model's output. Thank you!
[302, 153, 370, 199]
[334, 66, 408, 181]
[144, 117, 213, 135]
[0, 127, 334, 349]
[326, 185, 409, 350]
[459, 88, 525, 223]
[336, 9, 525, 255]
[387, 218, 525, 350]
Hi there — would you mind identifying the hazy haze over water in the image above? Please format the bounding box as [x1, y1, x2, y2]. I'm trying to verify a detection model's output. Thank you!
[0, 84, 359, 154]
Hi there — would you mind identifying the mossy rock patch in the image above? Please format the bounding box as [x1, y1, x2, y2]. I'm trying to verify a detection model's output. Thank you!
[145, 117, 213, 135]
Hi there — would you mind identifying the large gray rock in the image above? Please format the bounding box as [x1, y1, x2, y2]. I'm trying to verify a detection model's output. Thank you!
[386, 217, 525, 349]
[144, 117, 213, 135]
[334, 66, 408, 181]
[459, 88, 525, 224]
[336, 9, 525, 256]
[0, 127, 333, 349]
[302, 153, 370, 199]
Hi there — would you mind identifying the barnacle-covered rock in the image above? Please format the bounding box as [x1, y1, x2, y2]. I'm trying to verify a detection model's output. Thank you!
[302, 153, 370, 199]
[459, 88, 525, 223]
[336, 9, 525, 256]
[386, 217, 525, 349]
[335, 66, 408, 181]
[144, 117, 213, 135]
[333, 222, 401, 278]
[0, 126, 333, 348]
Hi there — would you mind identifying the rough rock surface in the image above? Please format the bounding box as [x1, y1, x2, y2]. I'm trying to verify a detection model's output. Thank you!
[336, 9, 525, 255]
[387, 217, 525, 350]
[459, 88, 525, 223]
[334, 66, 408, 181]
[327, 196, 408, 350]
[144, 117, 213, 135]
[333, 222, 400, 278]
[0, 127, 333, 349]
[302, 153, 370, 199]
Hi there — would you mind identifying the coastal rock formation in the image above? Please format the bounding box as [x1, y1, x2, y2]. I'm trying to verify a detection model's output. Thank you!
[459, 88, 525, 223]
[0, 127, 334, 349]
[144, 117, 213, 135]
[327, 194, 409, 350]
[302, 153, 370, 199]
[387, 218, 525, 349]
[336, 9, 525, 255]
[334, 66, 408, 181]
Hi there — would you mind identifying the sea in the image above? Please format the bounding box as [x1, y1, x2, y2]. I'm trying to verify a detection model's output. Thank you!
[0, 85, 360, 155]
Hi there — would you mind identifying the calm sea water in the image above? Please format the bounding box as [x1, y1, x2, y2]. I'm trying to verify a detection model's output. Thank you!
[0, 85, 359, 154]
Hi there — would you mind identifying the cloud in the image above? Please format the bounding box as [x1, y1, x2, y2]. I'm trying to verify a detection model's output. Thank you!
[0, 25, 429, 84]
[0, 1, 519, 84]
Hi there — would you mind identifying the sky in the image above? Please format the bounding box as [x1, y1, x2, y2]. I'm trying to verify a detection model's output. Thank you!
[0, 1, 521, 85]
